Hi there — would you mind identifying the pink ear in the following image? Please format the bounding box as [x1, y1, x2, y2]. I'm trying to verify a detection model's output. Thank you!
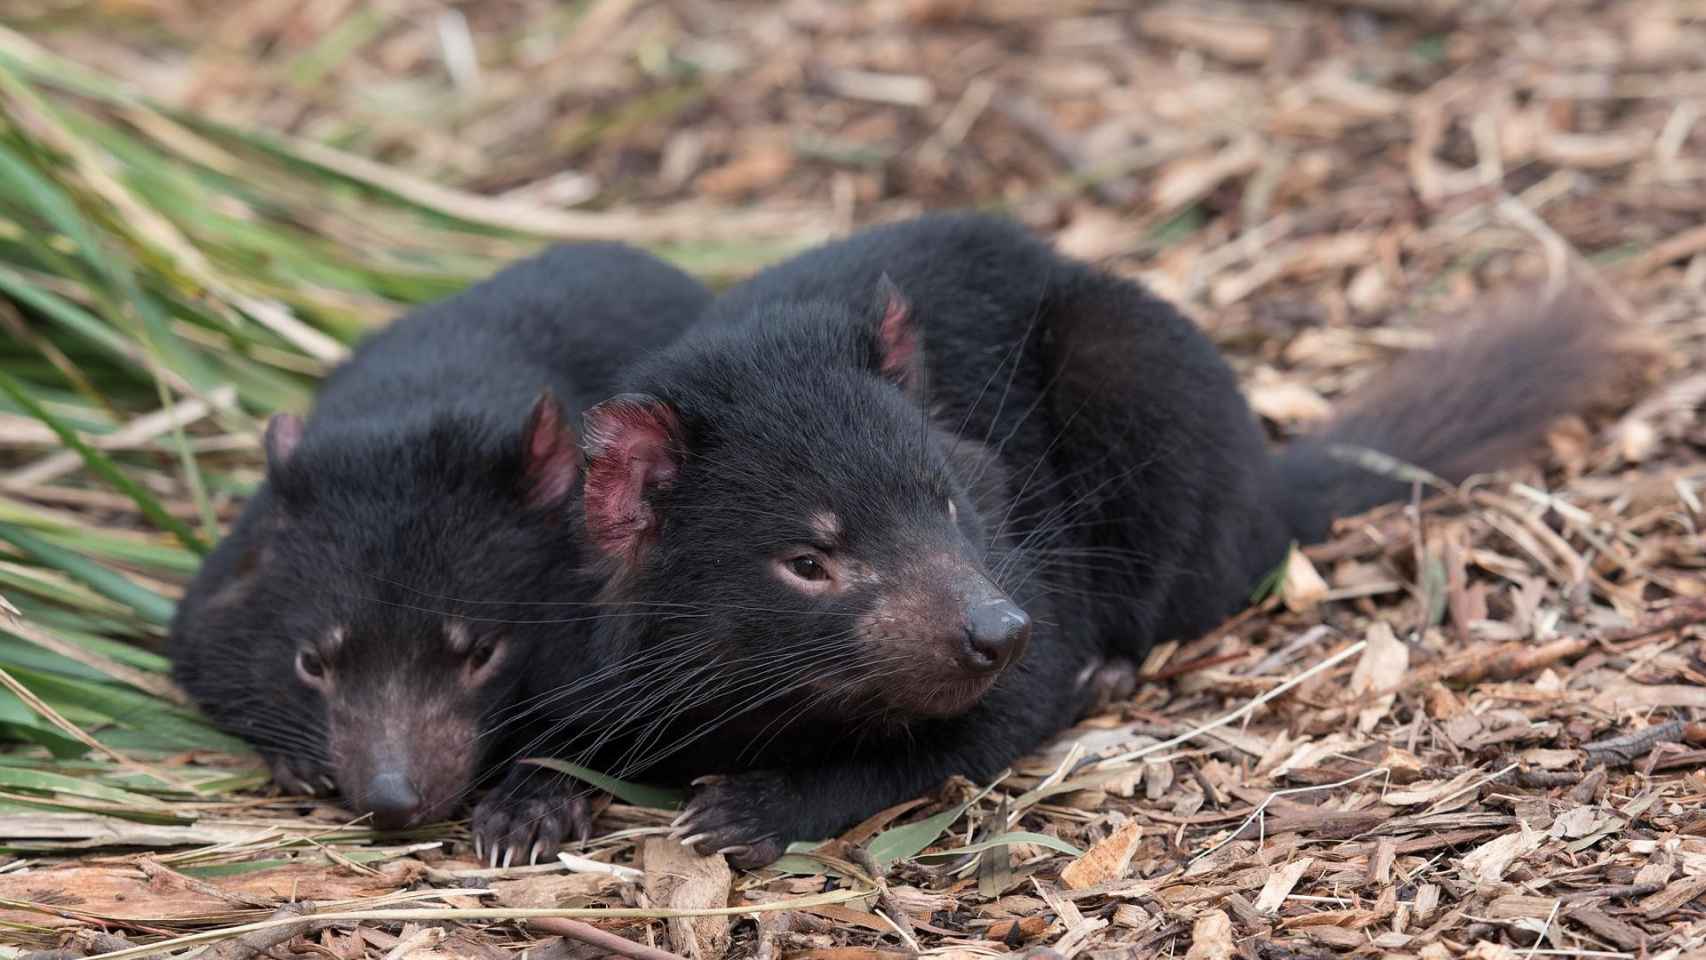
[875, 274, 923, 396]
[264, 414, 303, 471]
[521, 390, 580, 509]
[582, 393, 681, 561]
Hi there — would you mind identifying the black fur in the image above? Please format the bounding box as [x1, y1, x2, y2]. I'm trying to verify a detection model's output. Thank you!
[167, 244, 710, 853]
[537, 213, 1615, 868]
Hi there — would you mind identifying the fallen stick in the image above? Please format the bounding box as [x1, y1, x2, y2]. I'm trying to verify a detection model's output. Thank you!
[206, 903, 322, 960]
[529, 917, 689, 960]
[1582, 720, 1706, 767]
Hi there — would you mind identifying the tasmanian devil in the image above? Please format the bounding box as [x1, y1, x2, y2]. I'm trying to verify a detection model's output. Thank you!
[166, 243, 710, 853]
[524, 212, 1619, 869]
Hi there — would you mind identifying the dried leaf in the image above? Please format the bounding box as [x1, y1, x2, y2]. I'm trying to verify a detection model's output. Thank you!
[1253, 857, 1313, 914]
[1383, 770, 1478, 807]
[1548, 805, 1603, 839]
[1458, 822, 1542, 886]
[1060, 820, 1143, 890]
[643, 838, 733, 959]
[1183, 909, 1235, 960]
[1347, 622, 1408, 731]
[1270, 733, 1366, 777]
[1277, 545, 1331, 614]
[987, 915, 1050, 941]
[489, 872, 620, 909]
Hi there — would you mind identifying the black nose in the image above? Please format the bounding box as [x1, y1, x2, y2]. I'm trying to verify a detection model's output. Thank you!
[960, 598, 1032, 674]
[364, 771, 421, 831]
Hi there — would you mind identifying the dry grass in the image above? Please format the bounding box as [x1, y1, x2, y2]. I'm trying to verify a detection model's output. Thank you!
[1, 1, 1704, 958]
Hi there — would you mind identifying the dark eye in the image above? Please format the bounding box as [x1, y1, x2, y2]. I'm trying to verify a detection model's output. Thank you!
[297, 650, 325, 680]
[467, 637, 497, 671]
[786, 555, 829, 581]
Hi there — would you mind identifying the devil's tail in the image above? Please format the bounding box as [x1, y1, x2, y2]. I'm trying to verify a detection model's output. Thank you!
[1272, 287, 1632, 544]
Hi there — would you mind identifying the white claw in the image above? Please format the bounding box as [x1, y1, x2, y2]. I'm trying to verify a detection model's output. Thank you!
[488, 845, 500, 869]
[691, 775, 720, 787]
[530, 842, 543, 866]
[319, 775, 337, 793]
[670, 811, 690, 828]
[474, 835, 484, 861]
[680, 832, 709, 852]
[502, 846, 515, 869]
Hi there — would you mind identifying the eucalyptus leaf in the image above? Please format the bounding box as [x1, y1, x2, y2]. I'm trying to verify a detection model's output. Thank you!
[522, 758, 687, 810]
[866, 780, 1001, 867]
[910, 831, 1084, 861]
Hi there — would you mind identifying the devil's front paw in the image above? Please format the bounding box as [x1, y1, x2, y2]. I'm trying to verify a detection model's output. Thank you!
[264, 753, 336, 798]
[671, 770, 800, 870]
[471, 766, 600, 868]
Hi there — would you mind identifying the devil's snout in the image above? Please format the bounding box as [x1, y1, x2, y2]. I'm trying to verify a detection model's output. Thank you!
[364, 769, 422, 831]
[959, 595, 1031, 674]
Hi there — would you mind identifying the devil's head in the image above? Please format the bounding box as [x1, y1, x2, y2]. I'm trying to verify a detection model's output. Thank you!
[581, 279, 1032, 728]
[182, 395, 587, 830]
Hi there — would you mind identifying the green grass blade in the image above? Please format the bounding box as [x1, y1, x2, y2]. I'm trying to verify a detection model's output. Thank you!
[0, 764, 159, 805]
[0, 370, 208, 554]
[0, 525, 176, 625]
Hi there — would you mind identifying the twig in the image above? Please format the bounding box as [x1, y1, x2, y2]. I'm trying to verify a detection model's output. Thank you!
[137, 858, 274, 910]
[21, 933, 138, 960]
[206, 902, 322, 960]
[820, 68, 934, 107]
[1581, 721, 1696, 768]
[560, 851, 646, 881]
[1525, 897, 1560, 959]
[1599, 597, 1706, 647]
[428, 852, 642, 882]
[1556, 883, 1666, 904]
[1388, 635, 1592, 694]
[79, 890, 875, 960]
[1512, 770, 1584, 788]
[1618, 222, 1706, 278]
[529, 918, 689, 960]
[852, 847, 918, 947]
[919, 76, 997, 168]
